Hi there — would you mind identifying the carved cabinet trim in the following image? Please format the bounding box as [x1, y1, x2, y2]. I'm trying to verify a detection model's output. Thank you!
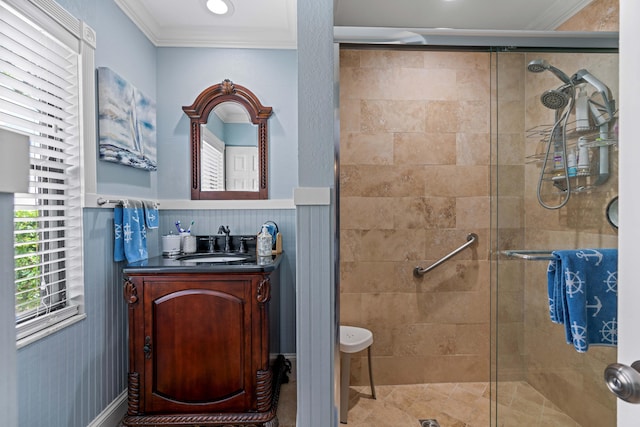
[122, 270, 282, 426]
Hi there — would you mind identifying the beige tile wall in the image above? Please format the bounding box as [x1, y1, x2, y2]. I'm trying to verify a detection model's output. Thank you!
[516, 0, 619, 423]
[493, 45, 618, 426]
[340, 48, 492, 386]
[339, 3, 618, 425]
[340, 27, 617, 427]
[519, 50, 618, 427]
[493, 52, 526, 385]
[557, 0, 619, 31]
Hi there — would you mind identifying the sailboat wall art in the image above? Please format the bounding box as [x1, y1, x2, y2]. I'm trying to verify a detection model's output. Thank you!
[97, 67, 157, 171]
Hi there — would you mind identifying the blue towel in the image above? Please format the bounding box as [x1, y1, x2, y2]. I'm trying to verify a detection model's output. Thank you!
[548, 249, 618, 352]
[547, 260, 564, 324]
[142, 200, 159, 229]
[113, 199, 148, 263]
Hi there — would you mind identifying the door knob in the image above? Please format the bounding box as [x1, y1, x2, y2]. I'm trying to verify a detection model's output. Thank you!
[604, 360, 640, 403]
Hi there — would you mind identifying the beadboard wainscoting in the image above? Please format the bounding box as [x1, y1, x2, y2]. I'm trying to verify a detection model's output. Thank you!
[17, 208, 129, 427]
[158, 208, 297, 354]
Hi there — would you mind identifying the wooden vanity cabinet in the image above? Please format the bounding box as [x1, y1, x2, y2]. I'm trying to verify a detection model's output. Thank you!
[122, 269, 280, 426]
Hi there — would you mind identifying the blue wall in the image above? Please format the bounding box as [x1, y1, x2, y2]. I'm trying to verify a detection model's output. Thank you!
[205, 115, 257, 146]
[225, 122, 257, 146]
[156, 47, 298, 200]
[295, 0, 338, 425]
[15, 1, 155, 427]
[13, 1, 298, 426]
[1, 194, 18, 427]
[56, 0, 159, 199]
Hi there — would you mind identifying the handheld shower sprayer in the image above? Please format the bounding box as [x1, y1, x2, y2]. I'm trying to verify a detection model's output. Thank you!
[527, 59, 572, 84]
[527, 59, 575, 210]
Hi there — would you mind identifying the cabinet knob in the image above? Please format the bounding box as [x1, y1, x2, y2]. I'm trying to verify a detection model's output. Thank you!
[604, 360, 640, 403]
[143, 336, 152, 359]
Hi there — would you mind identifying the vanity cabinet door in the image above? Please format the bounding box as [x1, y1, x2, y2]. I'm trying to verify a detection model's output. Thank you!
[141, 275, 258, 413]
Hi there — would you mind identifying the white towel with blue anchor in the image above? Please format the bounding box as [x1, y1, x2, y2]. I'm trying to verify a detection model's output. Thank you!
[142, 200, 159, 229]
[114, 199, 148, 263]
[547, 249, 618, 352]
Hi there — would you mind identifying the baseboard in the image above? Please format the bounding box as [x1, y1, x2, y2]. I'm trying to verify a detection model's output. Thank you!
[87, 356, 296, 427]
[87, 390, 127, 427]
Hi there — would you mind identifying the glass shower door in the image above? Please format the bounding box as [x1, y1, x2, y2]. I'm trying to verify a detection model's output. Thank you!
[491, 49, 619, 426]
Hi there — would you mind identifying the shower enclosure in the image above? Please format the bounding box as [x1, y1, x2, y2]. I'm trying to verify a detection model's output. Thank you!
[338, 38, 618, 425]
[491, 49, 618, 426]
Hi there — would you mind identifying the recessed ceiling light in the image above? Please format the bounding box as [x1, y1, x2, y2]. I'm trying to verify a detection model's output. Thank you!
[206, 0, 233, 15]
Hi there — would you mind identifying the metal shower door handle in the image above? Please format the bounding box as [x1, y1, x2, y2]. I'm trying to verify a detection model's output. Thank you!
[604, 360, 640, 403]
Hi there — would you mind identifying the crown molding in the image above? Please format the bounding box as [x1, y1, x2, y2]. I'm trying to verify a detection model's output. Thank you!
[114, 0, 297, 49]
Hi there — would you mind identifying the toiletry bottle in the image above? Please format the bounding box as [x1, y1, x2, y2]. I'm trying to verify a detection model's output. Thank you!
[552, 128, 564, 176]
[257, 225, 272, 257]
[577, 137, 590, 176]
[567, 150, 577, 177]
[575, 86, 590, 132]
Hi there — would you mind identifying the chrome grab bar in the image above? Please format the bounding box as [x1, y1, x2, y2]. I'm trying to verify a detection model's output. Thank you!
[413, 233, 478, 277]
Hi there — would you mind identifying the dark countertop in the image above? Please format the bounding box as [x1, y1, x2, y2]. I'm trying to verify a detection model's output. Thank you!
[123, 251, 283, 274]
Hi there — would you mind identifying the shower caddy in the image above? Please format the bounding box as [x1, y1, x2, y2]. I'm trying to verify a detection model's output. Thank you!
[526, 60, 618, 209]
[527, 123, 617, 189]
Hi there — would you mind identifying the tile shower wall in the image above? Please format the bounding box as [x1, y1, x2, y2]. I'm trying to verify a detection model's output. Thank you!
[493, 51, 526, 384]
[339, 48, 492, 385]
[501, 1, 619, 424]
[519, 50, 619, 426]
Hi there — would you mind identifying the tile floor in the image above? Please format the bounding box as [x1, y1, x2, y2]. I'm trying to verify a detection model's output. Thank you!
[275, 358, 297, 427]
[276, 361, 581, 427]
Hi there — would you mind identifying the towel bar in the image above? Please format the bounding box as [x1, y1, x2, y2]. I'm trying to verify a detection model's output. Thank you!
[97, 197, 160, 207]
[414, 233, 478, 277]
[501, 249, 555, 261]
[97, 197, 121, 206]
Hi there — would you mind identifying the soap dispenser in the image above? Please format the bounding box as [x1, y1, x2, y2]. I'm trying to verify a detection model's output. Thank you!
[257, 225, 272, 257]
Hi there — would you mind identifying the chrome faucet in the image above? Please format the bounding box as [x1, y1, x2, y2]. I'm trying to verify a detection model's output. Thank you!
[218, 225, 231, 252]
[206, 236, 216, 253]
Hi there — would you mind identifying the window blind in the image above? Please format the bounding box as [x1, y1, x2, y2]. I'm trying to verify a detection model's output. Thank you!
[201, 125, 225, 191]
[0, 0, 84, 338]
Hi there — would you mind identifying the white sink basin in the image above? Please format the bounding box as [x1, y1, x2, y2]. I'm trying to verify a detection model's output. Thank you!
[180, 256, 247, 263]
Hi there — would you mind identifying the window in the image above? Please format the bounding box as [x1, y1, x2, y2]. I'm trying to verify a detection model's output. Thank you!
[0, 0, 95, 344]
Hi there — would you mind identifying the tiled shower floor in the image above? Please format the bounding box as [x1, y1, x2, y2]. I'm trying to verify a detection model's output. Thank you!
[276, 362, 581, 427]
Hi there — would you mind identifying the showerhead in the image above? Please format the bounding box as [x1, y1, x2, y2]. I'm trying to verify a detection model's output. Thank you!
[527, 59, 572, 85]
[540, 88, 570, 110]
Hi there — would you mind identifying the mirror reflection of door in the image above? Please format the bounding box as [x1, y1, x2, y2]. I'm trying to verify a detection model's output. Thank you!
[201, 102, 258, 191]
[226, 146, 258, 190]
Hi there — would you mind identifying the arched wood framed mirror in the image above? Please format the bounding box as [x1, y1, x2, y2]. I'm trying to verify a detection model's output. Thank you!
[182, 79, 273, 200]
